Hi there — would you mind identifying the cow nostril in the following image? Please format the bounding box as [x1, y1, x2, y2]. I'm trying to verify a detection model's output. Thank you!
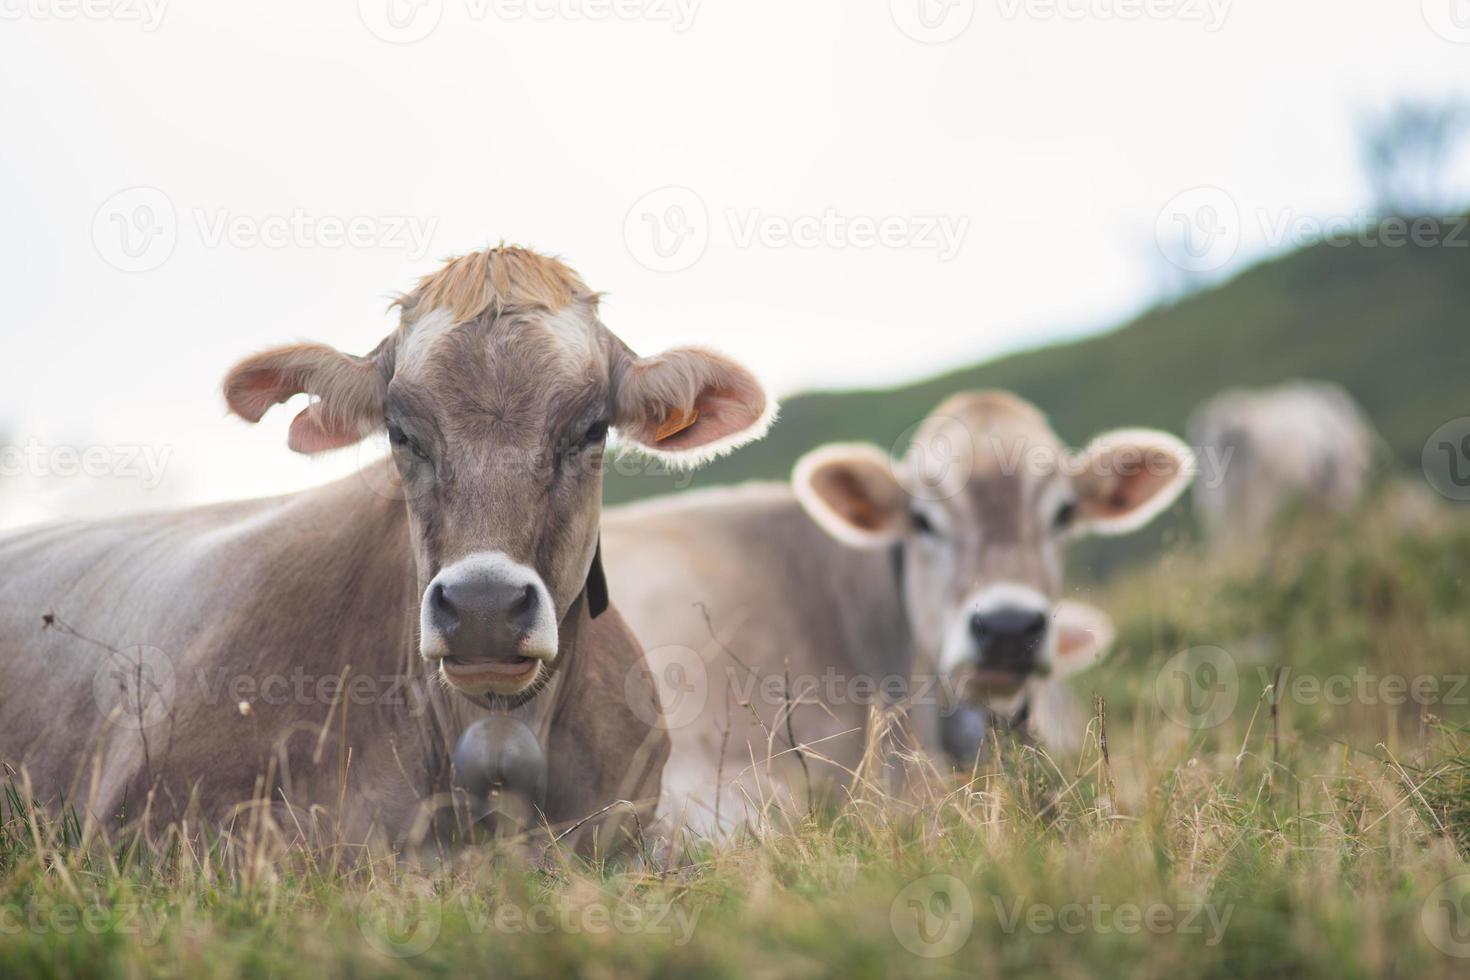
[429, 582, 461, 635]
[1022, 613, 1047, 638]
[507, 583, 538, 625]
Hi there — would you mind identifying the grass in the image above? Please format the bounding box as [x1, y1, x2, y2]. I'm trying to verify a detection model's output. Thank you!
[4, 491, 1470, 978]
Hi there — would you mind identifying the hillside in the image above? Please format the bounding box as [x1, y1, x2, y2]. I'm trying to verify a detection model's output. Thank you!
[605, 221, 1470, 574]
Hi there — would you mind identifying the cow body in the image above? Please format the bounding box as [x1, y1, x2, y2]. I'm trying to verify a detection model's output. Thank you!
[0, 461, 667, 849]
[1189, 381, 1378, 543]
[603, 484, 915, 837]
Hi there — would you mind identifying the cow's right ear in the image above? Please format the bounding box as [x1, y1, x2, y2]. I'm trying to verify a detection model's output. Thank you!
[793, 443, 910, 549]
[223, 343, 387, 454]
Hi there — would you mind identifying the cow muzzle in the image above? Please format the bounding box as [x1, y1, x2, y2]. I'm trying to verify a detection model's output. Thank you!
[943, 584, 1052, 700]
[420, 553, 558, 696]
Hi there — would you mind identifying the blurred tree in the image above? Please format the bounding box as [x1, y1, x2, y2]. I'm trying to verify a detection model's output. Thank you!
[1359, 98, 1470, 217]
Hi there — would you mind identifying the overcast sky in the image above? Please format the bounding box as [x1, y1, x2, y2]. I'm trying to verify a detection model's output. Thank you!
[2, 0, 1469, 525]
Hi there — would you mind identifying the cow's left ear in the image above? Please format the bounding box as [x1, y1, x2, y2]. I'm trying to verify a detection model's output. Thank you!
[614, 347, 775, 466]
[1071, 428, 1195, 536]
[1050, 600, 1116, 678]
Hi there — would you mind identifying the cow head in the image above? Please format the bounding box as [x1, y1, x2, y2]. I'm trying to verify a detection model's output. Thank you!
[793, 391, 1191, 720]
[224, 246, 772, 699]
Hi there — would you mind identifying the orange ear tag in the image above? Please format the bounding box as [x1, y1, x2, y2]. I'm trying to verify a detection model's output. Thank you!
[655, 406, 700, 442]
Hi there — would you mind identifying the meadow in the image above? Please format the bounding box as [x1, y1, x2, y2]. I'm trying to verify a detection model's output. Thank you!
[1, 488, 1468, 979]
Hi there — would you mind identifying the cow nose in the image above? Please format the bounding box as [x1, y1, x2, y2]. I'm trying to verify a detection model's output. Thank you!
[969, 607, 1048, 671]
[426, 562, 551, 663]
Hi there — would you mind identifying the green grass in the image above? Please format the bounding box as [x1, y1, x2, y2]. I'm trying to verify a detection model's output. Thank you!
[4, 495, 1470, 978]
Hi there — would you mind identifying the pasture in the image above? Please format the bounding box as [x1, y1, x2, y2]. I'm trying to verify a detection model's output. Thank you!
[4, 492, 1468, 979]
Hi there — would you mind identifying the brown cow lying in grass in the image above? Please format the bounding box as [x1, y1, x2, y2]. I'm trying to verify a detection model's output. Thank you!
[0, 245, 773, 856]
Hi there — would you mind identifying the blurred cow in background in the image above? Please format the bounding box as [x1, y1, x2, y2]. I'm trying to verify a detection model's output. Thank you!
[1189, 381, 1380, 544]
[605, 391, 1194, 837]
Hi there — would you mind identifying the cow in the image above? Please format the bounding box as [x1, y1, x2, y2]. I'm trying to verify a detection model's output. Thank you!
[0, 245, 773, 855]
[1188, 381, 1378, 544]
[602, 391, 1193, 837]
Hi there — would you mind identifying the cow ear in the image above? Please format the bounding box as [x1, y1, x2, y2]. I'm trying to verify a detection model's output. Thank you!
[1050, 600, 1116, 678]
[1071, 428, 1194, 536]
[614, 347, 775, 466]
[223, 342, 387, 455]
[793, 443, 910, 549]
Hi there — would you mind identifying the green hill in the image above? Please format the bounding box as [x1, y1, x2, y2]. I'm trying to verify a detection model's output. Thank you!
[606, 221, 1470, 575]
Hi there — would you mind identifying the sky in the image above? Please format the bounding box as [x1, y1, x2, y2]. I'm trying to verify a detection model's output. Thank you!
[2, 0, 1469, 525]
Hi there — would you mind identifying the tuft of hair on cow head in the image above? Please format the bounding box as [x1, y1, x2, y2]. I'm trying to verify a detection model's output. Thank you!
[222, 339, 392, 455]
[1068, 428, 1196, 536]
[613, 347, 776, 467]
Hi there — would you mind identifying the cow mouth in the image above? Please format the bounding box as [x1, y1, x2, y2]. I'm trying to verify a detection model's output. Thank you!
[440, 656, 540, 694]
[956, 666, 1032, 700]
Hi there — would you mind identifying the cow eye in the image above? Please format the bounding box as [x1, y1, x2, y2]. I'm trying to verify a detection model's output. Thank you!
[386, 422, 429, 461]
[1053, 500, 1078, 531]
[911, 508, 937, 535]
[582, 420, 610, 445]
